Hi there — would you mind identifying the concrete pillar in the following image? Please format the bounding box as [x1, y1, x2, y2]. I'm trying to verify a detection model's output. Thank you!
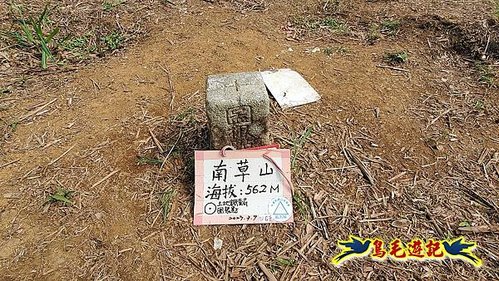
[206, 72, 270, 149]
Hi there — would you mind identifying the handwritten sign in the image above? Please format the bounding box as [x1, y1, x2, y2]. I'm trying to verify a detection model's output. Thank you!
[194, 149, 293, 225]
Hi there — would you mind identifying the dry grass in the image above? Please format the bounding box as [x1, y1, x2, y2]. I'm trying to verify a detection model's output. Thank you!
[0, 0, 167, 91]
[228, 0, 266, 12]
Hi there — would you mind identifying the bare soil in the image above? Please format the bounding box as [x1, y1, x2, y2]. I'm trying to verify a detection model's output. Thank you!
[0, 0, 498, 280]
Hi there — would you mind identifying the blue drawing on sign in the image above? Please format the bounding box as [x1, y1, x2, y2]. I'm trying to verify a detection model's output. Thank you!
[269, 197, 292, 222]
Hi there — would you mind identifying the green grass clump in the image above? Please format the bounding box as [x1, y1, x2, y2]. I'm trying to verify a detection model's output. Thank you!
[322, 17, 348, 33]
[384, 51, 409, 63]
[173, 107, 196, 123]
[289, 16, 348, 34]
[137, 156, 163, 165]
[337, 46, 349, 54]
[367, 23, 380, 43]
[0, 88, 11, 95]
[47, 189, 73, 206]
[160, 188, 176, 221]
[291, 127, 313, 169]
[103, 0, 125, 12]
[381, 20, 400, 35]
[101, 31, 124, 50]
[323, 47, 334, 56]
[276, 257, 295, 267]
[293, 191, 309, 221]
[289, 16, 319, 30]
[479, 72, 495, 85]
[60, 36, 88, 51]
[6, 5, 59, 69]
[59, 35, 95, 59]
[323, 46, 349, 56]
[476, 63, 496, 86]
[474, 100, 484, 110]
[8, 121, 18, 132]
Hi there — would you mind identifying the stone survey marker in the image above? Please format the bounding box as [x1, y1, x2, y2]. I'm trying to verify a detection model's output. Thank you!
[206, 72, 270, 149]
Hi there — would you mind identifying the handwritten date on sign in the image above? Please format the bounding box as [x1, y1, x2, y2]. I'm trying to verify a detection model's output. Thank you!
[193, 149, 293, 225]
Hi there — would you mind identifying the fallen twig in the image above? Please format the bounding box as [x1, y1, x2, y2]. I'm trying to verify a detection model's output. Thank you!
[458, 183, 498, 211]
[160, 132, 182, 171]
[158, 64, 175, 110]
[308, 196, 329, 239]
[458, 225, 499, 234]
[149, 128, 164, 153]
[19, 98, 57, 121]
[48, 145, 75, 166]
[425, 209, 444, 237]
[91, 169, 120, 188]
[427, 109, 451, 129]
[257, 261, 277, 281]
[0, 158, 20, 168]
[344, 147, 375, 185]
[388, 171, 407, 182]
[376, 64, 410, 72]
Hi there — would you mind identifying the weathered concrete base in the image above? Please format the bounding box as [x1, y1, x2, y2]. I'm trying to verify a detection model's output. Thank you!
[206, 72, 270, 149]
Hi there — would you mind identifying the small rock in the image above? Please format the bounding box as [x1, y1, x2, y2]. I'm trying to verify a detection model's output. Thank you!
[3, 193, 20, 199]
[213, 237, 223, 250]
[317, 149, 328, 156]
[305, 47, 321, 53]
[391, 219, 410, 228]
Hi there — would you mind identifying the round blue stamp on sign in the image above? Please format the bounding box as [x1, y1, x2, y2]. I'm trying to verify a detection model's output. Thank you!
[268, 197, 292, 222]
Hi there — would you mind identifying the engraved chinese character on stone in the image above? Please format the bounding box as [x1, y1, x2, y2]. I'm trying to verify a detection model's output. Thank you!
[206, 72, 270, 149]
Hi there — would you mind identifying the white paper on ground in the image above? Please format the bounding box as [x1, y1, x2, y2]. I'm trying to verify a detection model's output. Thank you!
[261, 69, 321, 109]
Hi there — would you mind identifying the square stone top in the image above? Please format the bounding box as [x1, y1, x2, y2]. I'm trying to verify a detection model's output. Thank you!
[206, 72, 268, 104]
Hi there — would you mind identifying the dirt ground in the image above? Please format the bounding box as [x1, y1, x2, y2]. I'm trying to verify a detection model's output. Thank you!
[0, 0, 498, 280]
